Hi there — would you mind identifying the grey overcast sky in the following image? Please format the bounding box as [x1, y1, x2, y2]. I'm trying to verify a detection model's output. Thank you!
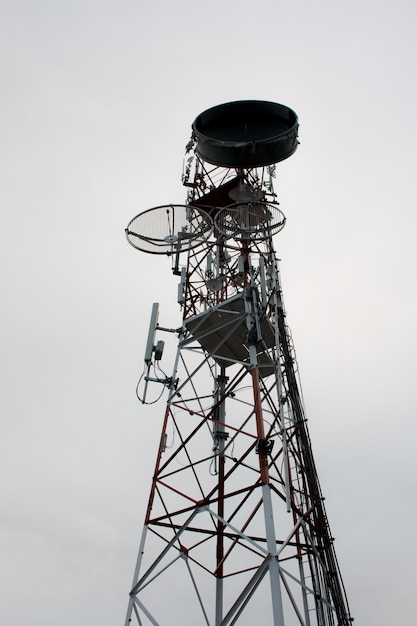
[1, 0, 416, 624]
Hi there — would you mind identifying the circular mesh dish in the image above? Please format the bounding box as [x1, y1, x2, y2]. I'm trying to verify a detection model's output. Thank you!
[126, 204, 213, 255]
[214, 202, 286, 241]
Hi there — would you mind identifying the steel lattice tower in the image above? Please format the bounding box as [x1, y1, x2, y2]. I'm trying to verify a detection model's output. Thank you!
[124, 101, 353, 626]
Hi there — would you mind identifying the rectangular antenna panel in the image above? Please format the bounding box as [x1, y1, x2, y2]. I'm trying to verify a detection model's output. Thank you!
[144, 303, 159, 363]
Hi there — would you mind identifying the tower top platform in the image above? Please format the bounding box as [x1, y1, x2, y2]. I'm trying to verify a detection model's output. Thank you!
[192, 100, 298, 168]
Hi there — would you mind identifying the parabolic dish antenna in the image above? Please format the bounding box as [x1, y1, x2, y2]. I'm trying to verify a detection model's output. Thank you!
[126, 204, 213, 255]
[192, 100, 298, 168]
[215, 202, 286, 241]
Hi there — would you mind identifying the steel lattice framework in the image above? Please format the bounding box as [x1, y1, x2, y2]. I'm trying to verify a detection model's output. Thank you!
[124, 101, 353, 626]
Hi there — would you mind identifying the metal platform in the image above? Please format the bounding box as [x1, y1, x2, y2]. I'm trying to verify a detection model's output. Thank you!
[183, 293, 276, 376]
[192, 100, 299, 168]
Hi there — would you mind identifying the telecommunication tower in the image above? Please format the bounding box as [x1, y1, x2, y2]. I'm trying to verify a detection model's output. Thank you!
[124, 101, 353, 626]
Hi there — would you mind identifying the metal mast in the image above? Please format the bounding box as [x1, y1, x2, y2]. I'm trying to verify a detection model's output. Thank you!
[124, 100, 353, 626]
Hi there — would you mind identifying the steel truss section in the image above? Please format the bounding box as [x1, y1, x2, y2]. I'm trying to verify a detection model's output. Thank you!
[125, 242, 352, 625]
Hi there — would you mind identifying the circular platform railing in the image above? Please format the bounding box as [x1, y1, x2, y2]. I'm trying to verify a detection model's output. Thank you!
[192, 100, 298, 168]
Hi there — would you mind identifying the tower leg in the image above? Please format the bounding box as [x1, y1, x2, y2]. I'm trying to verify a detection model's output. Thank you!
[262, 484, 285, 626]
[124, 526, 148, 626]
[251, 366, 285, 626]
[215, 371, 227, 625]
